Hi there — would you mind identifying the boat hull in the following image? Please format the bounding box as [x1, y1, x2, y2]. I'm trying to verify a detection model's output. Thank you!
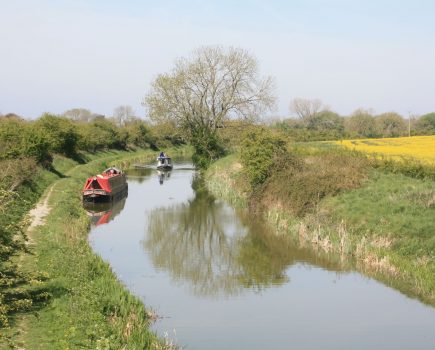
[157, 156, 173, 170]
[82, 169, 128, 202]
[156, 164, 173, 170]
[83, 185, 128, 202]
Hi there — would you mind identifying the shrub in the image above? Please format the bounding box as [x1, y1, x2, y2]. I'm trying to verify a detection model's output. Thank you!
[191, 129, 225, 169]
[125, 120, 157, 149]
[34, 114, 79, 157]
[77, 119, 122, 152]
[257, 150, 369, 216]
[415, 113, 435, 135]
[240, 128, 287, 187]
[0, 116, 50, 164]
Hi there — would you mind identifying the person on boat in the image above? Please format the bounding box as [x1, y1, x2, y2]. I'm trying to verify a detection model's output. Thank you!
[159, 151, 165, 158]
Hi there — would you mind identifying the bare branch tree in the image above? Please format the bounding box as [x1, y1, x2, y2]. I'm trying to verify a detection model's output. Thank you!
[289, 98, 326, 123]
[63, 108, 93, 122]
[143, 46, 275, 167]
[113, 105, 135, 126]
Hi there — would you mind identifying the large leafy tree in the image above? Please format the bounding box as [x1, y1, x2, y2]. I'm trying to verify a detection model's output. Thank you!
[345, 108, 378, 138]
[143, 46, 275, 168]
[415, 112, 435, 135]
[375, 112, 407, 137]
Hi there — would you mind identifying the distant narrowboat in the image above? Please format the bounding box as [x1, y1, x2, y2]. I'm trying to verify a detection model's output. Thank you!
[157, 155, 173, 170]
[82, 167, 128, 202]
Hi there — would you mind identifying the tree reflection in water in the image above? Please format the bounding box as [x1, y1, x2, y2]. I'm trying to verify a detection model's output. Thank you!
[144, 176, 298, 297]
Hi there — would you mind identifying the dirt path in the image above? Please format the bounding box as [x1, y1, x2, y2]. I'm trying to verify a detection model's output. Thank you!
[27, 186, 54, 231]
[27, 163, 83, 232]
[16, 166, 82, 349]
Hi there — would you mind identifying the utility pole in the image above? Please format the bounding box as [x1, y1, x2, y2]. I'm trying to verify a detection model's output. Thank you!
[408, 111, 411, 137]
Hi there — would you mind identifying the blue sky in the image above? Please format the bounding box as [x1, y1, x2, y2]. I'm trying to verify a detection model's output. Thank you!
[1, 0, 434, 119]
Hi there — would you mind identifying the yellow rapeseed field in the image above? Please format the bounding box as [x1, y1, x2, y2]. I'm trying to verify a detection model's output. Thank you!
[333, 135, 435, 165]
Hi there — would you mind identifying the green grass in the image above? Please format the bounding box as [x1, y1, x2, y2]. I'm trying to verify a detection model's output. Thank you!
[321, 171, 435, 303]
[205, 154, 248, 208]
[2, 148, 189, 349]
[206, 153, 435, 306]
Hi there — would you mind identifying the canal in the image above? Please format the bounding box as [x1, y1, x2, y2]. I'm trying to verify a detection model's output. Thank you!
[88, 160, 435, 350]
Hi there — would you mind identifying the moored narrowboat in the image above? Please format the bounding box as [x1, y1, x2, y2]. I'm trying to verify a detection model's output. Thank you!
[82, 167, 128, 202]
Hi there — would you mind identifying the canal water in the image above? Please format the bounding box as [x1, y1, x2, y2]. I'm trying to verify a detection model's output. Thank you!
[88, 161, 435, 350]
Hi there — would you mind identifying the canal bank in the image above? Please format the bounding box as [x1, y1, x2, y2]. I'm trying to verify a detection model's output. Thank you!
[87, 157, 435, 350]
[205, 154, 435, 306]
[6, 148, 188, 349]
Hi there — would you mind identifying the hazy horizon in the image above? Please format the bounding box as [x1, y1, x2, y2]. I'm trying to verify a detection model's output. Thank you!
[1, 0, 434, 119]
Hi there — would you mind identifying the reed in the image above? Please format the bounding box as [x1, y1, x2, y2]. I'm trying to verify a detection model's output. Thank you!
[205, 152, 435, 306]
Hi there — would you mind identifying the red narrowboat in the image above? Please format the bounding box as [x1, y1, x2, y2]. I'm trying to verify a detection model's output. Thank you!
[82, 167, 128, 202]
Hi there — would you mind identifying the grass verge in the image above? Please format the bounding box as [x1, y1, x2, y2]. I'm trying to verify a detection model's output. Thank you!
[205, 153, 435, 306]
[2, 148, 188, 349]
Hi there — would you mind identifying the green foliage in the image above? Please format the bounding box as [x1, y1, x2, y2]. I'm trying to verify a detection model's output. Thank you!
[415, 113, 435, 135]
[0, 112, 179, 160]
[191, 128, 225, 169]
[77, 118, 126, 152]
[0, 167, 56, 330]
[375, 112, 407, 137]
[35, 113, 79, 157]
[219, 121, 268, 152]
[0, 116, 50, 164]
[306, 110, 344, 132]
[207, 150, 435, 305]
[144, 46, 275, 168]
[345, 109, 379, 138]
[125, 120, 157, 149]
[272, 118, 346, 142]
[240, 128, 287, 187]
[0, 150, 170, 348]
[256, 150, 368, 216]
[369, 156, 435, 181]
[326, 172, 435, 296]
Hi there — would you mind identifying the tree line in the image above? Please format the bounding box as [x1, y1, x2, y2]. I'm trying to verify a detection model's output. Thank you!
[272, 98, 435, 141]
[0, 108, 184, 330]
[142, 46, 434, 168]
[2, 46, 434, 171]
[0, 109, 183, 168]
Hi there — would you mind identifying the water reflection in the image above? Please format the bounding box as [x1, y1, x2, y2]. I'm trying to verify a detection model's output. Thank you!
[144, 177, 352, 297]
[157, 170, 171, 185]
[127, 167, 154, 183]
[90, 163, 435, 350]
[83, 194, 127, 227]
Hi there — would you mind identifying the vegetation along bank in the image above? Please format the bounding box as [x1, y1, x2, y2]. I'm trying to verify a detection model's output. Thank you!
[1, 148, 192, 349]
[205, 130, 435, 306]
[0, 110, 190, 348]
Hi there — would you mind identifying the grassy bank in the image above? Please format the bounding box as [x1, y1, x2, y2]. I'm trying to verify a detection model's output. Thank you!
[205, 153, 435, 306]
[2, 148, 189, 349]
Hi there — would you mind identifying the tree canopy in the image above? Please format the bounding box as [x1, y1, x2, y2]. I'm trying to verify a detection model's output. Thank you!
[143, 46, 275, 168]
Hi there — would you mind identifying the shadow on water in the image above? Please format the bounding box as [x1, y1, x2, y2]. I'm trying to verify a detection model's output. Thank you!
[143, 175, 353, 297]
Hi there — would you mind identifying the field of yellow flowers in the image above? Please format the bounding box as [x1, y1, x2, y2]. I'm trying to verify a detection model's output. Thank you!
[333, 135, 435, 165]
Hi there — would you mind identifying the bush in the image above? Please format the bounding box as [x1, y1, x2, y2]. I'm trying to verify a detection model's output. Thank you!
[191, 129, 225, 169]
[415, 113, 435, 135]
[257, 150, 369, 216]
[34, 114, 79, 157]
[125, 120, 157, 149]
[240, 128, 287, 187]
[370, 156, 435, 181]
[77, 119, 122, 152]
[0, 116, 51, 164]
